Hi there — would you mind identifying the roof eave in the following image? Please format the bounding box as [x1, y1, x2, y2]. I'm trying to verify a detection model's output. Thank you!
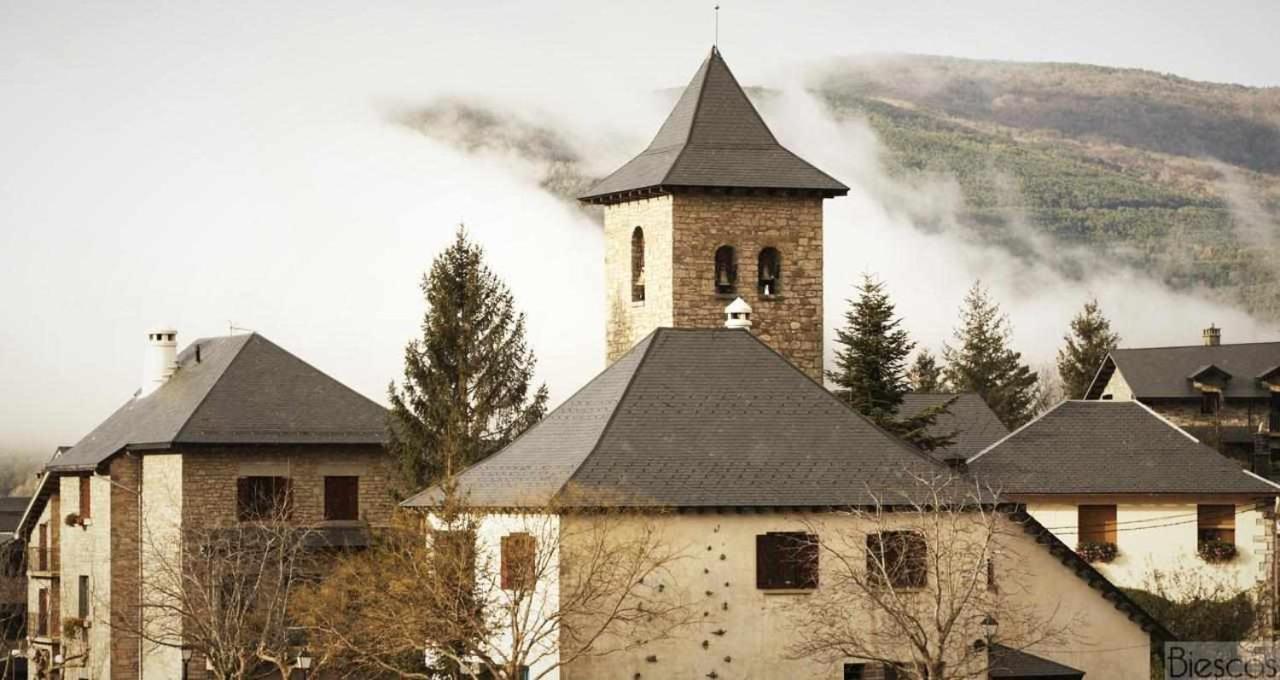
[578, 184, 849, 205]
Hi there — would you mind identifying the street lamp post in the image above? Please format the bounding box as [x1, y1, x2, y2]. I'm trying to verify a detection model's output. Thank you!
[294, 650, 313, 680]
[980, 614, 999, 646]
[180, 646, 193, 680]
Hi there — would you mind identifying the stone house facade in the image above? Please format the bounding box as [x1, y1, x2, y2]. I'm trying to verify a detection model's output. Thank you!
[1085, 327, 1280, 473]
[16, 331, 393, 680]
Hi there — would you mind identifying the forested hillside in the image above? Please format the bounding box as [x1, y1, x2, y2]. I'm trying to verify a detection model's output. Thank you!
[813, 55, 1280, 321]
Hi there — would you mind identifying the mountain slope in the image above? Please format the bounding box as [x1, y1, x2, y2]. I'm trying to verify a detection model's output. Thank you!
[813, 55, 1280, 320]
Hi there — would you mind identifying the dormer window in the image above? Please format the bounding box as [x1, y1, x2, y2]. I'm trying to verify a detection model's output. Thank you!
[758, 247, 781, 296]
[714, 245, 737, 295]
[1201, 391, 1221, 415]
[631, 227, 645, 302]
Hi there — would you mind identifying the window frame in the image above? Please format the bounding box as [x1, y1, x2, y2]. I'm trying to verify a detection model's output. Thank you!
[755, 531, 819, 590]
[78, 574, 90, 619]
[236, 476, 293, 522]
[1201, 390, 1221, 415]
[1078, 504, 1117, 545]
[757, 247, 782, 296]
[714, 245, 738, 295]
[500, 532, 538, 592]
[1197, 504, 1235, 545]
[79, 475, 92, 520]
[323, 475, 360, 521]
[866, 531, 928, 590]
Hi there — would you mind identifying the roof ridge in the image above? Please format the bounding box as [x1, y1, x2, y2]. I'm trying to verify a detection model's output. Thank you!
[1116, 340, 1280, 351]
[730, 329, 948, 468]
[172, 333, 258, 442]
[966, 400, 1069, 464]
[558, 329, 664, 499]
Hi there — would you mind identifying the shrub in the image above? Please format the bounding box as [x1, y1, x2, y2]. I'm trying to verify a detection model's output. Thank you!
[1076, 541, 1118, 563]
[62, 616, 85, 639]
[1198, 540, 1237, 563]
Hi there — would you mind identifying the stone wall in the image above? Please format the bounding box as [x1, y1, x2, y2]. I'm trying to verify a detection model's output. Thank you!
[179, 444, 395, 529]
[603, 192, 826, 380]
[110, 453, 142, 680]
[1144, 397, 1269, 462]
[604, 196, 675, 364]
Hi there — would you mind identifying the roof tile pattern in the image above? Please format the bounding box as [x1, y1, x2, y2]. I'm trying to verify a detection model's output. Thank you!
[900, 393, 1009, 460]
[1088, 342, 1280, 399]
[50, 333, 386, 472]
[968, 401, 1278, 495]
[405, 328, 943, 508]
[579, 48, 848, 202]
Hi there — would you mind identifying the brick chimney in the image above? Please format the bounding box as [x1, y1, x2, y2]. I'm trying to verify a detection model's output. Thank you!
[1203, 324, 1222, 347]
[141, 327, 178, 397]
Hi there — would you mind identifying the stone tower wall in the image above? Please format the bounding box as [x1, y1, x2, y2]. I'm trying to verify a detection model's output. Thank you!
[603, 192, 825, 380]
[604, 196, 675, 362]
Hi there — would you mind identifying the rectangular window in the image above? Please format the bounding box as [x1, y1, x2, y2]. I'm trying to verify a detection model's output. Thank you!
[78, 575, 90, 619]
[37, 522, 48, 571]
[1201, 391, 1221, 415]
[434, 530, 477, 594]
[1078, 505, 1117, 545]
[986, 557, 997, 593]
[323, 476, 360, 521]
[755, 532, 818, 590]
[843, 663, 866, 680]
[500, 532, 537, 591]
[37, 588, 48, 637]
[79, 476, 92, 520]
[866, 532, 928, 589]
[1198, 504, 1235, 544]
[236, 476, 292, 522]
[1271, 392, 1280, 432]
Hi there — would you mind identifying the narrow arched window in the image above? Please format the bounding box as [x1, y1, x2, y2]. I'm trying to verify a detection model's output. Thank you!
[631, 227, 645, 302]
[714, 245, 737, 295]
[758, 247, 782, 296]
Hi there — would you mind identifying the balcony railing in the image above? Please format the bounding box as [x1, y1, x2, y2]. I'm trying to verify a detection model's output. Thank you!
[27, 546, 59, 574]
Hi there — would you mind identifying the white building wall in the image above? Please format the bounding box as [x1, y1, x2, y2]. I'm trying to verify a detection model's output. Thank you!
[1100, 369, 1135, 401]
[456, 511, 1150, 680]
[1027, 498, 1269, 595]
[57, 474, 113, 679]
[140, 453, 184, 680]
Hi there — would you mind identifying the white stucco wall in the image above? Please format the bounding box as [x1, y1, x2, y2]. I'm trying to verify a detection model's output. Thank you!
[140, 453, 184, 680]
[57, 473, 113, 679]
[1100, 368, 1135, 401]
[459, 511, 1150, 680]
[1026, 498, 1270, 596]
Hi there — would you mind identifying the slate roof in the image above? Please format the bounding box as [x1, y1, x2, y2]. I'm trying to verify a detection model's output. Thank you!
[403, 328, 944, 508]
[0, 497, 30, 535]
[578, 47, 848, 204]
[900, 393, 1009, 460]
[1085, 341, 1280, 400]
[988, 644, 1084, 679]
[967, 401, 1280, 496]
[49, 333, 386, 472]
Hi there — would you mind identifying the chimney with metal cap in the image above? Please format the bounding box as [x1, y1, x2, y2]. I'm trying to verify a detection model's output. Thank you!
[724, 297, 752, 329]
[1203, 324, 1221, 347]
[141, 327, 178, 397]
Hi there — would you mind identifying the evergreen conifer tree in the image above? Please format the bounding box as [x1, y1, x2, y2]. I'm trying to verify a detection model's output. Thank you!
[828, 275, 915, 421]
[828, 275, 956, 451]
[908, 349, 946, 392]
[943, 282, 1040, 428]
[1057, 298, 1121, 399]
[388, 227, 549, 492]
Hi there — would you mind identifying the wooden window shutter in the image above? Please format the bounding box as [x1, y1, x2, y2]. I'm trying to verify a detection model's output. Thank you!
[501, 533, 537, 590]
[1078, 505, 1117, 544]
[79, 476, 91, 520]
[324, 477, 359, 521]
[1198, 504, 1235, 543]
[756, 534, 774, 588]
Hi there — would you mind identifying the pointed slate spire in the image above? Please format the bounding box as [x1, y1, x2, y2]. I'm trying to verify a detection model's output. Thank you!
[580, 47, 848, 204]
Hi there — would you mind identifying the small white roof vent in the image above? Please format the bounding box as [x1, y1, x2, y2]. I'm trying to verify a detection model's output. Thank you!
[724, 297, 752, 329]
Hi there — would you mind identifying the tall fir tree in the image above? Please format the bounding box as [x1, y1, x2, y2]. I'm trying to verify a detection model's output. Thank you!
[943, 282, 1040, 428]
[828, 275, 956, 452]
[828, 275, 915, 421]
[908, 349, 946, 392]
[388, 227, 549, 493]
[1057, 298, 1121, 399]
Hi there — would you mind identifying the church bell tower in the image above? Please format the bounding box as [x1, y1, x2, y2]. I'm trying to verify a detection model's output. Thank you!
[578, 47, 847, 380]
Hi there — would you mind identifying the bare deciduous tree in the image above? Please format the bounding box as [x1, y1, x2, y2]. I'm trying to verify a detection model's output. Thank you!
[111, 499, 319, 680]
[785, 472, 1078, 680]
[293, 490, 696, 680]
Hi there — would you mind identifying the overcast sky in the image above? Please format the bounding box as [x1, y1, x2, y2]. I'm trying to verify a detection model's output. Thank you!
[2, 0, 1278, 458]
